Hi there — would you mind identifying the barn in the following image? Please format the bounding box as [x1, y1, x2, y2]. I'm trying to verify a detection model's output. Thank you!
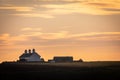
[53, 56, 73, 62]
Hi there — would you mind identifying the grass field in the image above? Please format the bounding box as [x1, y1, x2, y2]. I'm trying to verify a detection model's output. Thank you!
[0, 61, 120, 80]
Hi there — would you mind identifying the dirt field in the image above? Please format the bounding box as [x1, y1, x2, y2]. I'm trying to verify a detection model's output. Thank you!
[0, 61, 120, 80]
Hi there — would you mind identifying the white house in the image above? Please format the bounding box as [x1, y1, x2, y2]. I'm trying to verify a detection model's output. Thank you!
[19, 49, 43, 62]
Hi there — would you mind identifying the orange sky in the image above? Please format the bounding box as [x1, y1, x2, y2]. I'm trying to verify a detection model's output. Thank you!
[0, 0, 120, 63]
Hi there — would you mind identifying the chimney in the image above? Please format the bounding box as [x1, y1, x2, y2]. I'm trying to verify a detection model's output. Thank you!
[28, 49, 31, 54]
[32, 48, 35, 53]
[24, 49, 27, 54]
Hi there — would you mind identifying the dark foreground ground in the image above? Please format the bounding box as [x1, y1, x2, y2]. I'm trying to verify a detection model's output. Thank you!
[0, 62, 120, 80]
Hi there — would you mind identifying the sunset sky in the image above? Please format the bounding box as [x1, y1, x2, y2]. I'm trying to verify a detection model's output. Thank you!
[0, 0, 120, 63]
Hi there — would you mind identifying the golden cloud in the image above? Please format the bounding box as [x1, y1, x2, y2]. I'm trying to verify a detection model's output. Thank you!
[13, 13, 54, 18]
[0, 31, 120, 47]
[21, 27, 42, 31]
[0, 33, 9, 40]
[0, 6, 34, 11]
[0, 0, 119, 18]
[70, 32, 120, 41]
[40, 0, 120, 15]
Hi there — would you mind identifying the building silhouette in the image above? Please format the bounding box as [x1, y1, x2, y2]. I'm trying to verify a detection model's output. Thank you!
[50, 56, 73, 63]
[19, 49, 44, 62]
[18, 49, 83, 63]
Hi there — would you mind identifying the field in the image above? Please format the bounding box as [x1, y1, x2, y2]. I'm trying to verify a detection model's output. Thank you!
[0, 61, 120, 80]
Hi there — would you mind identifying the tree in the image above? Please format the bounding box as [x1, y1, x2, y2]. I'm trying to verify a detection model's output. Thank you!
[79, 59, 83, 62]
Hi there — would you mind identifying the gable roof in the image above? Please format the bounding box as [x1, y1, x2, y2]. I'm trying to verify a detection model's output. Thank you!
[20, 53, 32, 58]
[19, 49, 41, 58]
[20, 52, 40, 58]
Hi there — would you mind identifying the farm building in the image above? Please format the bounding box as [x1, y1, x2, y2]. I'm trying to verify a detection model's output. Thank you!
[53, 56, 73, 62]
[19, 49, 44, 62]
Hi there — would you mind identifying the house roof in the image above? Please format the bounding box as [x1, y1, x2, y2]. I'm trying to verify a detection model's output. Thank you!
[20, 53, 32, 58]
[19, 49, 41, 58]
[20, 52, 40, 58]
